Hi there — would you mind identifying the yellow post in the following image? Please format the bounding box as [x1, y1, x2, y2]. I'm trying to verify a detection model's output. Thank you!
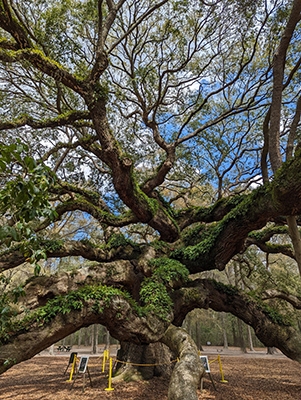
[102, 349, 108, 373]
[105, 357, 114, 391]
[102, 351, 105, 373]
[68, 356, 77, 381]
[218, 354, 228, 383]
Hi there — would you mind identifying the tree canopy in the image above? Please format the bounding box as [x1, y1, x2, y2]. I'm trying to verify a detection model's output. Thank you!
[1, 0, 301, 398]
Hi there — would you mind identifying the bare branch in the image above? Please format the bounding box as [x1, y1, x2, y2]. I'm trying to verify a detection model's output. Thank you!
[262, 289, 301, 309]
[108, 0, 169, 53]
[269, 0, 301, 172]
[0, 239, 141, 273]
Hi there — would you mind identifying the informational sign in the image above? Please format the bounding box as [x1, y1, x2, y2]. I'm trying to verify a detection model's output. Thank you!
[69, 352, 78, 364]
[200, 355, 210, 373]
[64, 352, 78, 376]
[78, 356, 89, 374]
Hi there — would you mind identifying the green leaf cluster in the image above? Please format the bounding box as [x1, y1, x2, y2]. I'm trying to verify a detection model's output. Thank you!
[138, 258, 189, 321]
[210, 279, 240, 296]
[139, 280, 173, 321]
[0, 140, 58, 252]
[149, 258, 189, 287]
[106, 233, 134, 249]
[0, 298, 13, 342]
[0, 140, 57, 224]
[0, 284, 133, 344]
[33, 285, 132, 324]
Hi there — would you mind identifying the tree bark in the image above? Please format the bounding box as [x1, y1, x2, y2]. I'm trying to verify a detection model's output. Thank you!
[114, 342, 173, 381]
[286, 215, 301, 275]
[161, 325, 202, 400]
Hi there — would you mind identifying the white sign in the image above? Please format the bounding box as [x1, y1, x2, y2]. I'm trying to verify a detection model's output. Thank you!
[200, 356, 210, 373]
[78, 356, 89, 373]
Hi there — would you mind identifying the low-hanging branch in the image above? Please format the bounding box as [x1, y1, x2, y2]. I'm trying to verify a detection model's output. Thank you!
[2, 272, 301, 376]
[0, 239, 142, 273]
[0, 110, 91, 131]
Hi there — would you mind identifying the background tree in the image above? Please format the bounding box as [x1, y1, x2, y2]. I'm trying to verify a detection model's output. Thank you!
[1, 1, 301, 399]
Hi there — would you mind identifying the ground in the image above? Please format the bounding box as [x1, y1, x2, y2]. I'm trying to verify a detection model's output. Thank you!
[0, 346, 301, 399]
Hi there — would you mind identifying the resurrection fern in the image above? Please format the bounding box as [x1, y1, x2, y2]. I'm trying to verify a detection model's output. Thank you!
[149, 258, 190, 286]
[139, 280, 173, 320]
[137, 258, 190, 320]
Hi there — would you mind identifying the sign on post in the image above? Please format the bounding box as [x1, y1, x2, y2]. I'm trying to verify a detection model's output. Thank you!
[200, 355, 210, 373]
[78, 356, 89, 374]
[69, 352, 77, 364]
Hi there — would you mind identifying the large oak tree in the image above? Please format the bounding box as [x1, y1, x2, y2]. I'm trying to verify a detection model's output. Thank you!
[0, 1, 301, 399]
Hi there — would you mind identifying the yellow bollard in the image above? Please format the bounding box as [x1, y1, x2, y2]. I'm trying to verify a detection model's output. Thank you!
[68, 356, 77, 382]
[102, 349, 108, 373]
[105, 357, 114, 391]
[218, 354, 228, 383]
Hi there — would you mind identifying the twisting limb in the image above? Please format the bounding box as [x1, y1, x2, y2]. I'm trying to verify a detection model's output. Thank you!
[161, 325, 202, 400]
[0, 240, 141, 272]
[0, 110, 91, 131]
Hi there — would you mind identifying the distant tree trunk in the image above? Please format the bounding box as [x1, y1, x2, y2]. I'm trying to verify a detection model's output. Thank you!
[231, 318, 239, 346]
[49, 344, 54, 355]
[92, 324, 98, 354]
[221, 312, 229, 349]
[77, 329, 82, 346]
[69, 333, 74, 346]
[237, 318, 247, 353]
[247, 325, 255, 351]
[182, 309, 203, 351]
[104, 327, 110, 350]
[84, 327, 89, 346]
[267, 347, 277, 354]
[233, 261, 246, 352]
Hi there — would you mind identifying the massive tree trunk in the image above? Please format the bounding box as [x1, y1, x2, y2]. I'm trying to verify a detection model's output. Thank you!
[114, 341, 173, 381]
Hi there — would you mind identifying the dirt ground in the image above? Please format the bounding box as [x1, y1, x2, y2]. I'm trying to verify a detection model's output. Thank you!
[0, 347, 301, 399]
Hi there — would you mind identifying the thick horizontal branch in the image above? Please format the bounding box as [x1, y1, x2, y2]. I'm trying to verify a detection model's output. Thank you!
[172, 150, 301, 272]
[262, 289, 301, 309]
[0, 48, 85, 93]
[172, 278, 301, 363]
[176, 196, 246, 229]
[18, 261, 142, 311]
[0, 292, 170, 375]
[246, 238, 295, 259]
[0, 259, 172, 374]
[0, 239, 141, 272]
[0, 110, 91, 131]
[36, 199, 139, 232]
